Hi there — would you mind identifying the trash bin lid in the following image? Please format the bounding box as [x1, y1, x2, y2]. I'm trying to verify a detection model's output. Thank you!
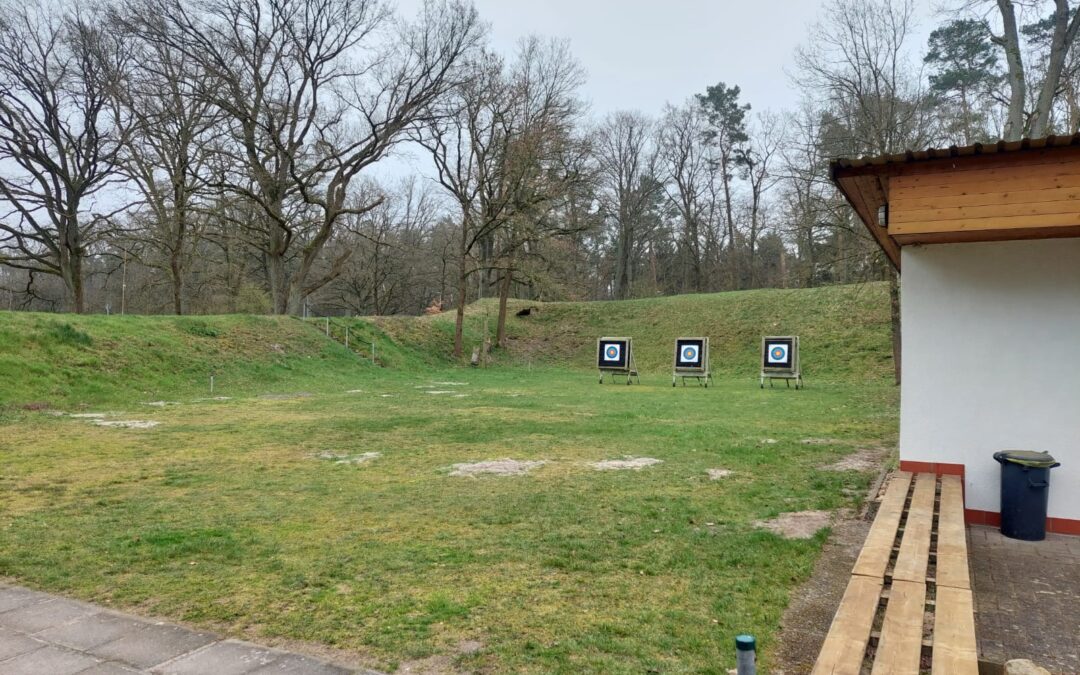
[993, 450, 1060, 468]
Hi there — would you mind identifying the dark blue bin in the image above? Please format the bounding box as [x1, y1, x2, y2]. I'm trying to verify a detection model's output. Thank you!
[993, 450, 1060, 541]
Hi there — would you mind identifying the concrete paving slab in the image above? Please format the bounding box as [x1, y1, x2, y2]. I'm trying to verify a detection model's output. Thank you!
[155, 639, 280, 674]
[0, 598, 97, 633]
[91, 623, 217, 669]
[0, 627, 44, 660]
[246, 652, 356, 674]
[37, 611, 150, 650]
[78, 662, 147, 674]
[0, 586, 51, 614]
[0, 583, 373, 674]
[0, 643, 101, 675]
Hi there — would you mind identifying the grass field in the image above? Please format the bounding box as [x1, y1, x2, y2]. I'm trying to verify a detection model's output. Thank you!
[0, 283, 898, 673]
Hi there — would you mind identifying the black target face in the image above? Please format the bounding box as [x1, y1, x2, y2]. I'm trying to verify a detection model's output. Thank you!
[597, 339, 629, 369]
[675, 338, 705, 368]
[762, 337, 795, 370]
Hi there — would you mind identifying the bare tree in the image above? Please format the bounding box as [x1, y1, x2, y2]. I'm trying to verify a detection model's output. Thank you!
[110, 16, 223, 314]
[117, 0, 482, 315]
[0, 2, 131, 313]
[659, 101, 713, 293]
[594, 111, 662, 300]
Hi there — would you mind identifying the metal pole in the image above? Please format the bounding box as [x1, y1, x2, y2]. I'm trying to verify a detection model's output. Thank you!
[345, 326, 349, 350]
[735, 635, 756, 675]
[371, 341, 375, 365]
[325, 317, 329, 336]
[210, 373, 214, 395]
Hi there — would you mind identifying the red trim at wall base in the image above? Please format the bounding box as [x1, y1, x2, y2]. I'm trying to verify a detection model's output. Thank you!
[965, 509, 1080, 536]
[899, 461, 1080, 536]
[899, 460, 965, 476]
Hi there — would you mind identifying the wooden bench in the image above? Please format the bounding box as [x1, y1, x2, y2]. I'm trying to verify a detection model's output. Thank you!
[812, 472, 979, 674]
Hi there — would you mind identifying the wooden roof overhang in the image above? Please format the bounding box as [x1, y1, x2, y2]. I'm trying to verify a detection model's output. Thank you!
[830, 134, 1080, 270]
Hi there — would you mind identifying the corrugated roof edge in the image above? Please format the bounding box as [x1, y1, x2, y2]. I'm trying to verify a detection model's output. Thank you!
[829, 133, 1080, 174]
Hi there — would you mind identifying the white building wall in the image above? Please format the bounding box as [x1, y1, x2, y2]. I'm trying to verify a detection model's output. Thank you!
[900, 239, 1080, 522]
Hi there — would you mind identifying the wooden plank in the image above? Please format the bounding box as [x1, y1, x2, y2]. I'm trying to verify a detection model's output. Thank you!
[888, 155, 1080, 187]
[892, 224, 1080, 246]
[890, 181, 1080, 208]
[889, 210, 1080, 236]
[932, 586, 979, 675]
[852, 472, 913, 579]
[812, 575, 883, 675]
[870, 579, 926, 675]
[936, 475, 971, 590]
[890, 198, 1080, 225]
[892, 473, 936, 584]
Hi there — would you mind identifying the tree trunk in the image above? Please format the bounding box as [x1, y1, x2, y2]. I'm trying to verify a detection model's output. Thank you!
[889, 269, 902, 386]
[996, 0, 1027, 141]
[170, 253, 184, 315]
[266, 249, 288, 315]
[1030, 2, 1080, 138]
[495, 266, 511, 348]
[453, 221, 468, 358]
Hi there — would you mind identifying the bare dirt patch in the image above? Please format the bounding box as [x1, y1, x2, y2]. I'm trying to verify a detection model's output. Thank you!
[707, 468, 733, 480]
[801, 437, 844, 445]
[315, 451, 380, 465]
[93, 420, 161, 429]
[824, 447, 886, 472]
[590, 457, 663, 471]
[68, 413, 107, 419]
[754, 510, 832, 539]
[448, 459, 546, 477]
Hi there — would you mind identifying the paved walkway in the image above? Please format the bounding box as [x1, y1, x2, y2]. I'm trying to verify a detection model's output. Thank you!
[0, 583, 374, 674]
[969, 525, 1080, 673]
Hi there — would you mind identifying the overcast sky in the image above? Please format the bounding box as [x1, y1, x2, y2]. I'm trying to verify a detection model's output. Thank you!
[382, 0, 937, 178]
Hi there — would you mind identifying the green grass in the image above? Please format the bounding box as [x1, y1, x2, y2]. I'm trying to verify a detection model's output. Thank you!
[0, 283, 898, 672]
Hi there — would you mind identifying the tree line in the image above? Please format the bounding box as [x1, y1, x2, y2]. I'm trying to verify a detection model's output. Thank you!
[1, 0, 1078, 357]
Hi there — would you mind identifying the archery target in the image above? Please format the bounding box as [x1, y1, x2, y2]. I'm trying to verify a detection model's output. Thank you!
[768, 343, 788, 364]
[597, 338, 629, 369]
[675, 338, 706, 369]
[762, 337, 796, 370]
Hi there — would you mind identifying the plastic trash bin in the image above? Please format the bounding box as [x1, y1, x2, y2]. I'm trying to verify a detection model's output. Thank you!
[992, 450, 1060, 541]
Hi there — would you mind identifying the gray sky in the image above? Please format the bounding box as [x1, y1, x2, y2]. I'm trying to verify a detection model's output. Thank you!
[382, 0, 937, 178]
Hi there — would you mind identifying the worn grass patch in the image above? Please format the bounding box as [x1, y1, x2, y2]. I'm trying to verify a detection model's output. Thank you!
[0, 365, 897, 673]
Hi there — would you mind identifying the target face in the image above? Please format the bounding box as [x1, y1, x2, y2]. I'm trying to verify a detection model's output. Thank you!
[762, 337, 796, 370]
[675, 338, 706, 369]
[597, 339, 629, 369]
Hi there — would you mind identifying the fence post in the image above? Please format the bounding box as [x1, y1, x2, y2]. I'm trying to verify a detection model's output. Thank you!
[325, 317, 329, 336]
[372, 341, 376, 365]
[345, 326, 349, 350]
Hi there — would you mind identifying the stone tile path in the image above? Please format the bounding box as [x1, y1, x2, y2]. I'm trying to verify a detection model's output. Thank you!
[968, 525, 1080, 673]
[0, 583, 378, 674]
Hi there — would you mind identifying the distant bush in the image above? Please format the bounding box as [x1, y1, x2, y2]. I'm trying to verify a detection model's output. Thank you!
[46, 322, 92, 347]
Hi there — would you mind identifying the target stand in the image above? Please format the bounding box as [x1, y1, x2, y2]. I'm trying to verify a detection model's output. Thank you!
[760, 336, 802, 389]
[597, 337, 639, 384]
[673, 337, 712, 387]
